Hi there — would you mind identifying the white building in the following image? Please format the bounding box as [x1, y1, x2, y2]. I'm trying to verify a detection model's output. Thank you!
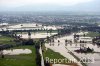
[7, 23, 58, 31]
[78, 37, 93, 43]
[76, 32, 88, 36]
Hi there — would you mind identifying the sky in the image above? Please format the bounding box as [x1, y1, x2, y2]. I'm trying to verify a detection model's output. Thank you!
[0, 0, 100, 12]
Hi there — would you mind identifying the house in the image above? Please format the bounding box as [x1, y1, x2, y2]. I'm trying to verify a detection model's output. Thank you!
[78, 37, 93, 43]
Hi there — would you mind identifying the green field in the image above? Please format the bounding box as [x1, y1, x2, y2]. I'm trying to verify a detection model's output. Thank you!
[0, 36, 17, 45]
[86, 32, 100, 37]
[0, 46, 36, 66]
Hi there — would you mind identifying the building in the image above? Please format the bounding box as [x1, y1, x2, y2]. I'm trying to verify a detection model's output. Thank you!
[78, 37, 93, 43]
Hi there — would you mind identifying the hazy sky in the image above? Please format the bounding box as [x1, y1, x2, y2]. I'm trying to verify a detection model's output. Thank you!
[0, 0, 100, 12]
[0, 0, 93, 7]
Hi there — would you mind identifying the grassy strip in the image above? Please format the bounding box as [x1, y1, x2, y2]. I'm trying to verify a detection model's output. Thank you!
[43, 48, 79, 66]
[43, 48, 65, 59]
[42, 43, 65, 60]
[42, 44, 78, 66]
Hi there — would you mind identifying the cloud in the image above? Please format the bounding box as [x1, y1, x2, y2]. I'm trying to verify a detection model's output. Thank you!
[0, 0, 93, 8]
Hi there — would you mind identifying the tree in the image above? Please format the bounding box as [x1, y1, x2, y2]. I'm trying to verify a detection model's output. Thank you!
[46, 29, 48, 35]
[52, 38, 54, 46]
[46, 36, 50, 43]
[50, 29, 52, 35]
[70, 40, 72, 46]
[58, 40, 60, 46]
[28, 31, 31, 39]
[1, 50, 4, 58]
[21, 24, 23, 36]
[0, 46, 4, 58]
[65, 39, 68, 46]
